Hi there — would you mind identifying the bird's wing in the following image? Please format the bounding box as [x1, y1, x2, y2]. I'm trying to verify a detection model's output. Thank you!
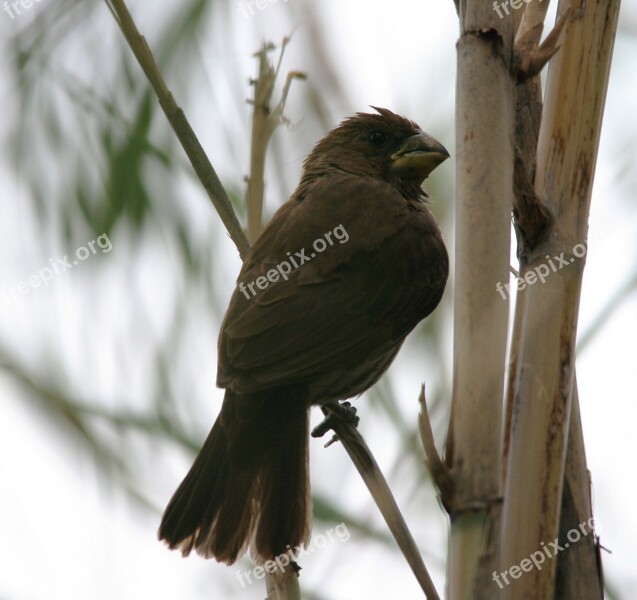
[217, 174, 448, 394]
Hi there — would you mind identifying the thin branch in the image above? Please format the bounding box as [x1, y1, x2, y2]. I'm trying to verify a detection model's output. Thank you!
[246, 40, 305, 242]
[265, 567, 301, 600]
[515, 0, 551, 45]
[103, 0, 250, 258]
[418, 384, 454, 512]
[511, 7, 571, 260]
[514, 6, 572, 82]
[313, 403, 441, 600]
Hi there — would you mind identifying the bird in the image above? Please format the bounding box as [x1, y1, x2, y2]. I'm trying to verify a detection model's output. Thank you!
[158, 106, 449, 566]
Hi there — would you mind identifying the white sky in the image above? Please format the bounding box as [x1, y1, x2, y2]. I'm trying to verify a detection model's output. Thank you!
[1, 0, 636, 599]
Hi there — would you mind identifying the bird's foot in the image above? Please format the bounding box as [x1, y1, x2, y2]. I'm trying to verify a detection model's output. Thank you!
[311, 401, 359, 447]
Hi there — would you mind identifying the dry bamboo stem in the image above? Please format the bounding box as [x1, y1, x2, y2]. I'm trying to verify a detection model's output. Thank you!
[500, 2, 620, 598]
[447, 3, 514, 598]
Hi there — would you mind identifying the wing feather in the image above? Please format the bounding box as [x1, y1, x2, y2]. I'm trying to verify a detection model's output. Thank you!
[217, 174, 448, 397]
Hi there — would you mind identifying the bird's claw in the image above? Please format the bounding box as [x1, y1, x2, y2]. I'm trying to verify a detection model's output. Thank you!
[311, 401, 359, 441]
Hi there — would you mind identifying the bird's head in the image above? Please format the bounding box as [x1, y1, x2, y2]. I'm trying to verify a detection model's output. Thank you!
[301, 107, 449, 199]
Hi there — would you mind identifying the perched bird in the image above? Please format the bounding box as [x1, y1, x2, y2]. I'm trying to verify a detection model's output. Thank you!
[159, 107, 449, 565]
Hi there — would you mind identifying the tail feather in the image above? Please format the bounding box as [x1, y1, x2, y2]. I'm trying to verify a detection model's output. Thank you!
[255, 400, 310, 558]
[158, 388, 311, 564]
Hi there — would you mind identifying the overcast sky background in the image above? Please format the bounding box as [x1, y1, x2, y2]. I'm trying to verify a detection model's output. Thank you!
[1, 1, 636, 599]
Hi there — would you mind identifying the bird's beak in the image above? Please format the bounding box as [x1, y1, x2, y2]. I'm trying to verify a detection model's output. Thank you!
[390, 132, 449, 180]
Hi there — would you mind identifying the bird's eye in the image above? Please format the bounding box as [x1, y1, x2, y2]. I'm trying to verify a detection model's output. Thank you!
[368, 131, 386, 146]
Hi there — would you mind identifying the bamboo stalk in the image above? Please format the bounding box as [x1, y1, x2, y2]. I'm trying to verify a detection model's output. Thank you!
[554, 378, 602, 599]
[500, 2, 620, 598]
[447, 3, 514, 598]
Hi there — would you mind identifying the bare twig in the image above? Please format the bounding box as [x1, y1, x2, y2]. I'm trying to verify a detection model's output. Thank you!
[514, 6, 572, 82]
[246, 39, 306, 242]
[103, 0, 250, 258]
[265, 566, 301, 600]
[418, 385, 454, 512]
[314, 403, 441, 600]
[515, 0, 552, 45]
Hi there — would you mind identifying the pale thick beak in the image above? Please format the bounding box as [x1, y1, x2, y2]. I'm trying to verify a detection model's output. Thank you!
[390, 132, 449, 180]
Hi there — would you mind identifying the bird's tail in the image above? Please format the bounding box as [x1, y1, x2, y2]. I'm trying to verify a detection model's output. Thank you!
[158, 388, 311, 564]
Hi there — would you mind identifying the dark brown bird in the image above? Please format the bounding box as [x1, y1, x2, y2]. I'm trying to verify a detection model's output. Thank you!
[158, 107, 449, 565]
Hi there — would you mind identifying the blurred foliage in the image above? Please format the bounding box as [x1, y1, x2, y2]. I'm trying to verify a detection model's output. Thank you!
[1, 0, 636, 598]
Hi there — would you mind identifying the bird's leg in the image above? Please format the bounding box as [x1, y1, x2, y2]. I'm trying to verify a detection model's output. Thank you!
[311, 401, 359, 447]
